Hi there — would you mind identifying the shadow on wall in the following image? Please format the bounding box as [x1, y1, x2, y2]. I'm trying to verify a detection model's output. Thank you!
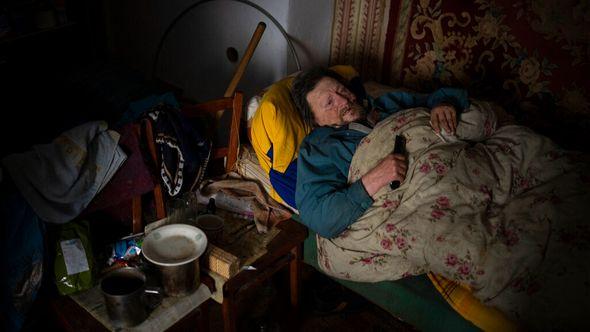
[106, 0, 308, 103]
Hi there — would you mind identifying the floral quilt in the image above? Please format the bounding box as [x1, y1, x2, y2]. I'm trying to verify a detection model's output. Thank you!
[315, 102, 590, 330]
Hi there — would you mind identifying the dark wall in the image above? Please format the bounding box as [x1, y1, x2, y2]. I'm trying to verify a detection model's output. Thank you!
[0, 0, 158, 157]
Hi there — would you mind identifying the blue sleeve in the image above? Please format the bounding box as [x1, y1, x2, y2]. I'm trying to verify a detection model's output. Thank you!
[372, 91, 429, 121]
[371, 88, 470, 121]
[295, 132, 373, 238]
[426, 87, 470, 111]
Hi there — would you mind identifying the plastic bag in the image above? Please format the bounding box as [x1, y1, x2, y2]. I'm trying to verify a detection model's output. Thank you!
[106, 233, 143, 267]
[54, 220, 95, 295]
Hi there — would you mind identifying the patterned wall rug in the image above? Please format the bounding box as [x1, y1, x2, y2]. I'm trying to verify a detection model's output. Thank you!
[330, 0, 590, 150]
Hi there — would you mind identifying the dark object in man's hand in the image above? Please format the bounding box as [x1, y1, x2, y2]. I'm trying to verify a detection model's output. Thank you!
[390, 135, 406, 190]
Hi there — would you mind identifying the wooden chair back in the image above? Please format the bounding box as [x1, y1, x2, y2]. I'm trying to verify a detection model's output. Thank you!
[131, 91, 244, 233]
[181, 92, 243, 173]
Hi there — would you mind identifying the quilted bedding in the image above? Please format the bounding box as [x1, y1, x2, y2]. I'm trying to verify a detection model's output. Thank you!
[315, 102, 590, 330]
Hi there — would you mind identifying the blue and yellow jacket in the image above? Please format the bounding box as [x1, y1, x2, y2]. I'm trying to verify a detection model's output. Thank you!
[250, 66, 362, 209]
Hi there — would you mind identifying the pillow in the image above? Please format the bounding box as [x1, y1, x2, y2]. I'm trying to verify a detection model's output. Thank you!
[249, 65, 361, 209]
[245, 95, 260, 141]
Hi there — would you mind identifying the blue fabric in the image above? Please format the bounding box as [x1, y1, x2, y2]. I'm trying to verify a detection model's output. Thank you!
[269, 161, 298, 208]
[1, 178, 45, 332]
[296, 127, 373, 238]
[371, 87, 470, 122]
[370, 91, 428, 119]
[296, 88, 469, 238]
[267, 147, 298, 208]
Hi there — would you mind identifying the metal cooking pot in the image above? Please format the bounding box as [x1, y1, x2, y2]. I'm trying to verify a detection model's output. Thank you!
[142, 224, 208, 297]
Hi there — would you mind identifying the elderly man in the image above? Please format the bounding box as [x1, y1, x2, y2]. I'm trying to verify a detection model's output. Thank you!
[292, 67, 469, 238]
[292, 67, 590, 331]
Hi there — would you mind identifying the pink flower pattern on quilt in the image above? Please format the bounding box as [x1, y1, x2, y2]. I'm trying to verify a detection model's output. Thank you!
[314, 105, 590, 329]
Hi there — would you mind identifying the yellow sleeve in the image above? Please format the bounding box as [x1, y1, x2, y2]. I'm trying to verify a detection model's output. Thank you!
[249, 66, 359, 205]
[250, 100, 273, 174]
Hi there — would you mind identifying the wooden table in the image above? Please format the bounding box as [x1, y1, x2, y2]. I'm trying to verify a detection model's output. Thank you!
[49, 217, 307, 332]
[219, 217, 308, 332]
[49, 275, 215, 332]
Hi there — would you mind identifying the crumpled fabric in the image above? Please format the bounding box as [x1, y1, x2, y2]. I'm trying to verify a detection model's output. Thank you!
[2, 121, 126, 223]
[82, 122, 156, 222]
[199, 173, 292, 232]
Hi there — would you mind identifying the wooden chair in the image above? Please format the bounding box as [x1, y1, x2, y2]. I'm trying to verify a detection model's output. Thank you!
[50, 92, 244, 332]
[131, 91, 244, 233]
[107, 90, 306, 332]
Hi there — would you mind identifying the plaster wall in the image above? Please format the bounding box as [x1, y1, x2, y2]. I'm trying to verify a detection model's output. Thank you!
[103, 0, 333, 102]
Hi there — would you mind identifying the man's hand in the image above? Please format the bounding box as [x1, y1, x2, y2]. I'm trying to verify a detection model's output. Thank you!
[361, 154, 407, 196]
[431, 103, 457, 134]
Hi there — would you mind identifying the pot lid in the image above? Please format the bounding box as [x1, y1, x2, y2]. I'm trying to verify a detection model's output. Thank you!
[142, 224, 207, 266]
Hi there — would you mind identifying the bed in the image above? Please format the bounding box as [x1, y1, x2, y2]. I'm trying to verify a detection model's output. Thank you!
[238, 66, 589, 331]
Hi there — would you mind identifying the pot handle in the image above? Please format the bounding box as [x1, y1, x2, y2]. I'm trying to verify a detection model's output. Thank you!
[142, 286, 163, 310]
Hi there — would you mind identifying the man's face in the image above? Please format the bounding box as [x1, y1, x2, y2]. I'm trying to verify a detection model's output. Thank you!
[306, 77, 365, 127]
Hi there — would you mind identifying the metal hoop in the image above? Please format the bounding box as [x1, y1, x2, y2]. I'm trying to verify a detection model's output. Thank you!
[151, 0, 301, 80]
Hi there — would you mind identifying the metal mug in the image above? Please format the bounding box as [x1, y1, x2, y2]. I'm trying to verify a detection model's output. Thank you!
[195, 214, 224, 245]
[100, 267, 161, 328]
